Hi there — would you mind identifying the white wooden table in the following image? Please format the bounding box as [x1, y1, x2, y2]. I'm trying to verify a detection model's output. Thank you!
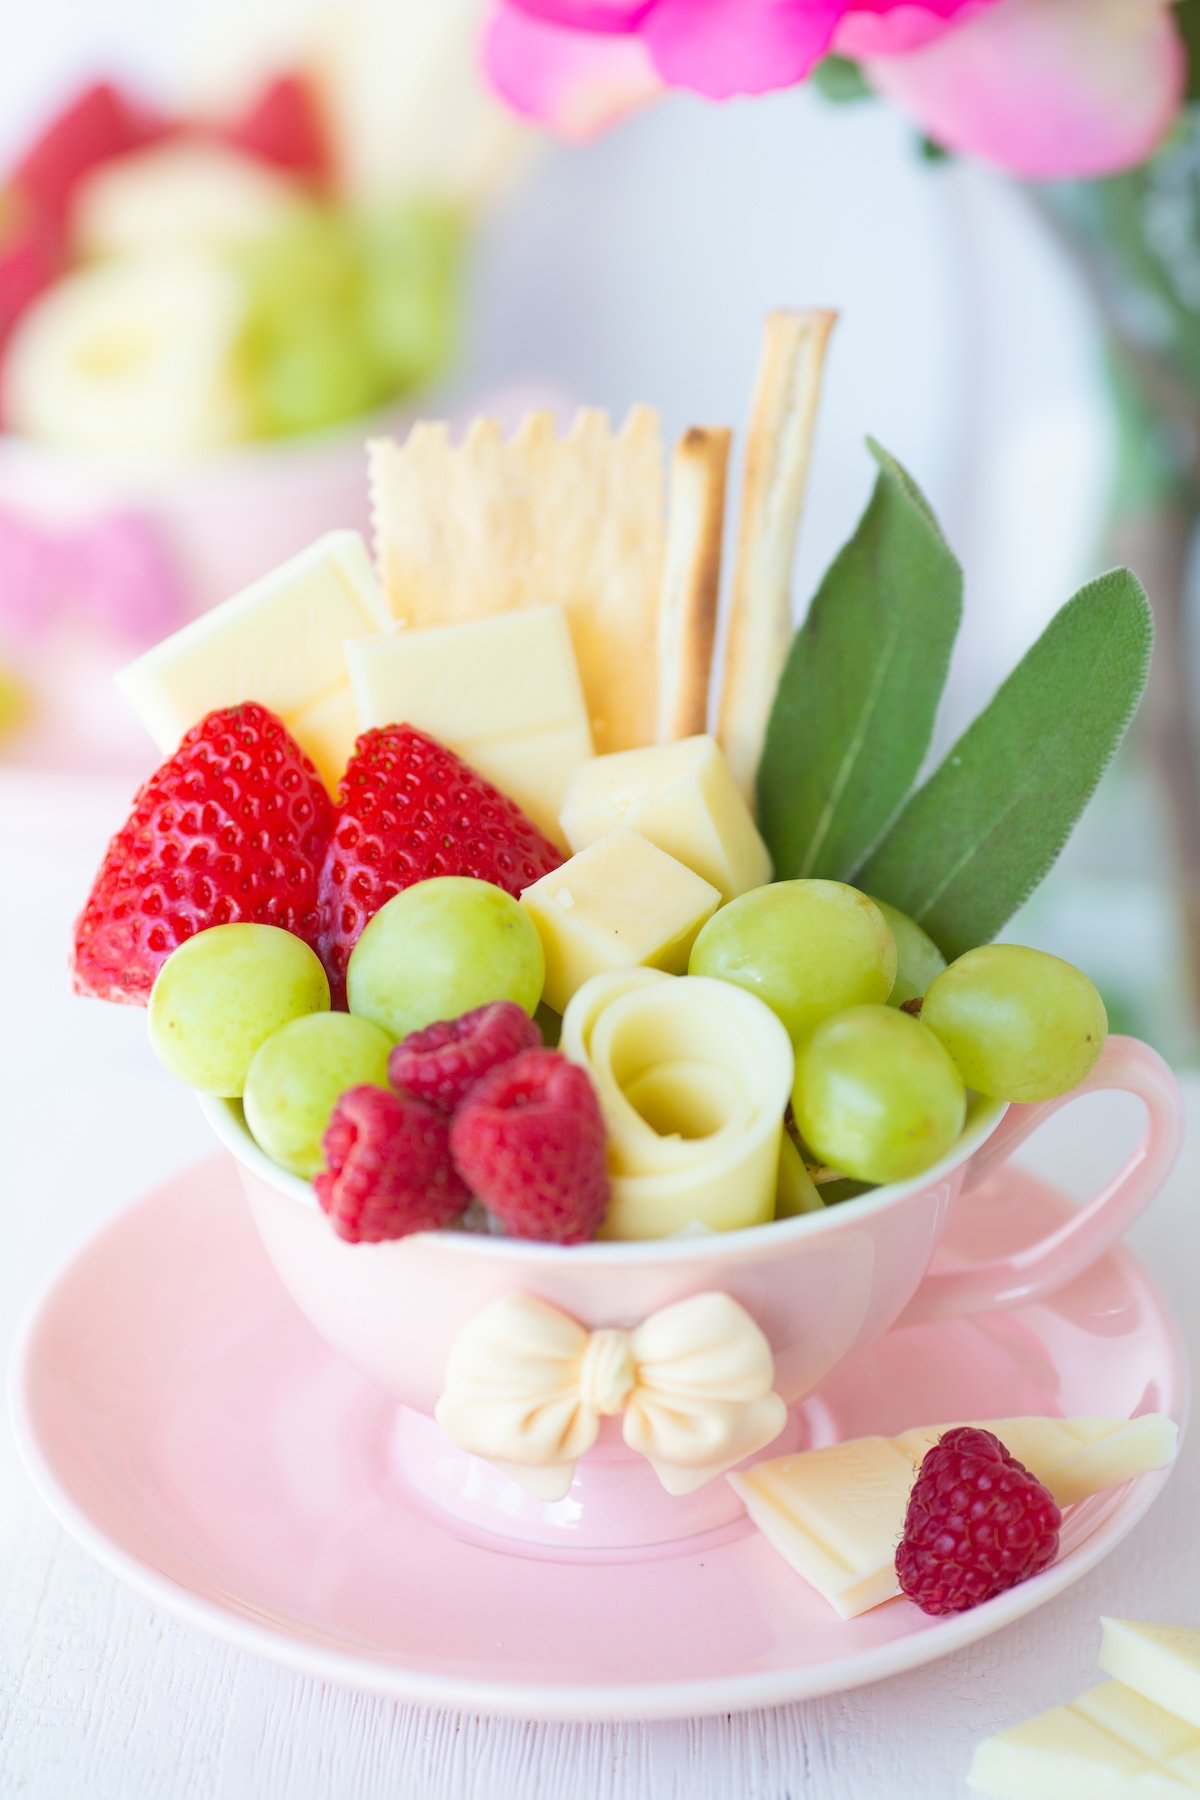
[2, 771, 1197, 1800]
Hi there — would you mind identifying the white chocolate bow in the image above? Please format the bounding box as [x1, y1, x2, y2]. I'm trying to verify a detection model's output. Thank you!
[435, 1291, 788, 1501]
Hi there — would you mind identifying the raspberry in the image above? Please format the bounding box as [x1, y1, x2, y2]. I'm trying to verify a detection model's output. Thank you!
[896, 1426, 1061, 1616]
[71, 703, 333, 1004]
[316, 1085, 470, 1244]
[450, 1048, 610, 1245]
[317, 725, 562, 1006]
[389, 1001, 542, 1114]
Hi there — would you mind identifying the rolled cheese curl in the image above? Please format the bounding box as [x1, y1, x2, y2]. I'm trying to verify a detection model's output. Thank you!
[561, 970, 794, 1240]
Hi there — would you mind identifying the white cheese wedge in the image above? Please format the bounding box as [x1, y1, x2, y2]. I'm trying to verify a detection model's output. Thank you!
[116, 530, 389, 794]
[520, 830, 721, 1016]
[730, 1414, 1178, 1620]
[559, 735, 772, 902]
[1100, 1621, 1200, 1732]
[346, 607, 593, 844]
[968, 1681, 1200, 1798]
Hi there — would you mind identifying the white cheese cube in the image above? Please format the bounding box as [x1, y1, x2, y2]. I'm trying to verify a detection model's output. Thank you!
[560, 735, 771, 902]
[520, 830, 720, 1015]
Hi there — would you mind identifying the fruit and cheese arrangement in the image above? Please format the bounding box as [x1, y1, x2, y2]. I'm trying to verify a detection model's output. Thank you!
[0, 8, 516, 453]
[62, 308, 1180, 1653]
[71, 310, 1152, 1253]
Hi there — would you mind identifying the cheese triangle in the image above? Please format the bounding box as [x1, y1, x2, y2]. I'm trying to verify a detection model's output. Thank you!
[968, 1681, 1200, 1799]
[1101, 1620, 1200, 1733]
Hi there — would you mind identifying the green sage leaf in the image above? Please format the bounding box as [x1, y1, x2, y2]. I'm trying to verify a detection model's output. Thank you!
[856, 569, 1153, 958]
[756, 440, 962, 882]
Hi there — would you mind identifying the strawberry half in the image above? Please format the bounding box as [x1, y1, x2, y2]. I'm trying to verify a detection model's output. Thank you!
[317, 726, 563, 1007]
[72, 703, 333, 1005]
[224, 74, 331, 188]
[13, 81, 167, 223]
[0, 200, 62, 358]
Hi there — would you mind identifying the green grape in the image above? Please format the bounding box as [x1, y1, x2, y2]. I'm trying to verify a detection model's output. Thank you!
[793, 1004, 966, 1185]
[235, 204, 385, 437]
[148, 924, 329, 1097]
[243, 1012, 393, 1178]
[249, 326, 385, 438]
[347, 877, 544, 1042]
[236, 206, 362, 320]
[359, 201, 462, 392]
[871, 898, 947, 1008]
[922, 944, 1108, 1102]
[688, 879, 897, 1043]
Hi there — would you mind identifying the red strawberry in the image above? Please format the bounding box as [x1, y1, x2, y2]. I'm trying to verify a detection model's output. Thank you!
[72, 703, 333, 1005]
[450, 1048, 610, 1245]
[224, 74, 330, 187]
[389, 1000, 542, 1114]
[13, 81, 167, 222]
[895, 1426, 1062, 1616]
[317, 726, 562, 1007]
[0, 200, 61, 356]
[317, 1084, 469, 1243]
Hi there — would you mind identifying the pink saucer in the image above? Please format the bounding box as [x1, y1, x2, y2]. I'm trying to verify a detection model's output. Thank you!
[11, 1159, 1188, 1721]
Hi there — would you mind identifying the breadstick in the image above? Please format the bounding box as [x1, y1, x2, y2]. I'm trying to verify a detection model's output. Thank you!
[657, 426, 731, 742]
[717, 308, 837, 802]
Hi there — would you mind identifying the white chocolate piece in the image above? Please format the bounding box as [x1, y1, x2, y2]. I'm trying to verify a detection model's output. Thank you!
[968, 1682, 1200, 1798]
[520, 831, 720, 1015]
[1100, 1621, 1200, 1731]
[560, 735, 772, 902]
[993, 1414, 1179, 1509]
[116, 531, 389, 793]
[346, 607, 593, 843]
[561, 969, 794, 1240]
[731, 1415, 1178, 1619]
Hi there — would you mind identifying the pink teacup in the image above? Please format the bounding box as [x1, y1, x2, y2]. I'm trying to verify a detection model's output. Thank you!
[201, 1035, 1181, 1552]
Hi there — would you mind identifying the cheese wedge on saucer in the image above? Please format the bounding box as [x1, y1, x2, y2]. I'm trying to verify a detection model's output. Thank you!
[969, 1680, 1200, 1798]
[1100, 1621, 1200, 1732]
[729, 1415, 1178, 1619]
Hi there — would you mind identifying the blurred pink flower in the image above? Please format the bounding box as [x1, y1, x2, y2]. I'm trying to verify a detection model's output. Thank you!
[484, 0, 1186, 178]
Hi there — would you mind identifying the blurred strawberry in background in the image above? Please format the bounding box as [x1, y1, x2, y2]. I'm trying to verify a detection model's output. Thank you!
[0, 0, 530, 772]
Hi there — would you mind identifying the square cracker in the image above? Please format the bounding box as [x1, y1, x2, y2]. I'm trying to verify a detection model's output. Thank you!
[369, 407, 667, 756]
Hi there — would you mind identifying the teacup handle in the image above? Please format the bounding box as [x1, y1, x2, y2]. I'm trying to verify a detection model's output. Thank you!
[898, 1036, 1182, 1328]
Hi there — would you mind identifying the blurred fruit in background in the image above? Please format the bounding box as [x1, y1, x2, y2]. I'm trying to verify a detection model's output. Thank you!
[0, 0, 527, 773]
